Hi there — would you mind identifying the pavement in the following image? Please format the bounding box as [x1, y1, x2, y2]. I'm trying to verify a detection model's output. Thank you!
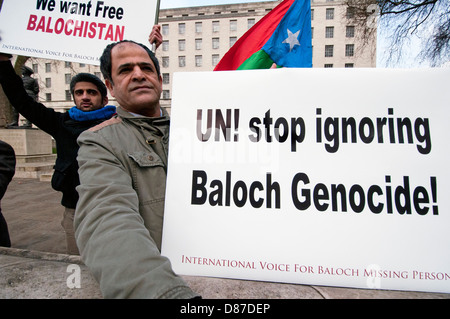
[1, 178, 449, 299]
[2, 178, 66, 254]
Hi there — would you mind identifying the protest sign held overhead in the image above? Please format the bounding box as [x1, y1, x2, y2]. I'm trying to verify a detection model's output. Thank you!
[0, 0, 159, 64]
[162, 68, 450, 294]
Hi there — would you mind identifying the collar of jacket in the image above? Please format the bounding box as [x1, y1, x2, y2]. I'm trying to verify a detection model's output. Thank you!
[116, 106, 170, 124]
[115, 106, 170, 157]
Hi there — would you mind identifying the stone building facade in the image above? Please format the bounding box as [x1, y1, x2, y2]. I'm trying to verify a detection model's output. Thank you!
[22, 0, 376, 117]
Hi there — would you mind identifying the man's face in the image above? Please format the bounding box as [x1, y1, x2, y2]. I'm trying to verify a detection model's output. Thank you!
[105, 42, 162, 117]
[73, 81, 108, 112]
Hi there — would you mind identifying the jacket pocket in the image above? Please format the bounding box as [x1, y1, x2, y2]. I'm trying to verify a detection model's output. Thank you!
[51, 162, 76, 192]
[127, 151, 164, 168]
[127, 151, 167, 204]
[51, 169, 66, 191]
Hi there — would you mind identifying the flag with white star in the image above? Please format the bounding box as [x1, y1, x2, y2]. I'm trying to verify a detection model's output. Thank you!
[214, 0, 312, 71]
[263, 0, 312, 68]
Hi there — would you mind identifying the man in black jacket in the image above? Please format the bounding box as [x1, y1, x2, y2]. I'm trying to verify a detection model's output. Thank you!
[0, 56, 114, 254]
[0, 140, 15, 247]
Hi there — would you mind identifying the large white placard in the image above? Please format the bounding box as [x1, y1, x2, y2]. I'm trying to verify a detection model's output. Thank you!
[162, 68, 450, 294]
[0, 0, 158, 64]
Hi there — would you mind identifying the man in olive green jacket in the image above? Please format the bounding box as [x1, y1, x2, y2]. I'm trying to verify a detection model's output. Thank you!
[75, 39, 199, 298]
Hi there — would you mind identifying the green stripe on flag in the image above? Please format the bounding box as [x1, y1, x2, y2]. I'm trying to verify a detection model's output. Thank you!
[237, 50, 274, 70]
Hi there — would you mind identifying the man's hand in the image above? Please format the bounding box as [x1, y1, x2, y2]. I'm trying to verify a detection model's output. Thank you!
[0, 53, 13, 61]
[148, 25, 163, 50]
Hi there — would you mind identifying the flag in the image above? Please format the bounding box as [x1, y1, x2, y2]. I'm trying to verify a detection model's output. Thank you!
[214, 0, 312, 71]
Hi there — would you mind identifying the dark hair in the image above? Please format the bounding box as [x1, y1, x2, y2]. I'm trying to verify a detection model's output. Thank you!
[70, 73, 107, 99]
[100, 40, 161, 83]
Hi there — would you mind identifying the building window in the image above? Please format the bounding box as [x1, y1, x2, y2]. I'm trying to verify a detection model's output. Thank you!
[325, 26, 334, 38]
[345, 63, 354, 68]
[45, 78, 51, 88]
[162, 41, 169, 51]
[346, 26, 355, 38]
[195, 55, 203, 67]
[212, 54, 220, 66]
[65, 90, 71, 101]
[65, 61, 71, 68]
[178, 23, 185, 34]
[326, 8, 334, 20]
[46, 93, 52, 101]
[163, 73, 170, 84]
[162, 24, 169, 35]
[178, 56, 186, 67]
[178, 39, 186, 51]
[230, 20, 237, 32]
[212, 38, 220, 49]
[162, 90, 170, 99]
[212, 21, 220, 33]
[325, 45, 334, 57]
[324, 64, 333, 68]
[32, 64, 38, 73]
[45, 63, 51, 72]
[311, 27, 314, 39]
[247, 18, 255, 29]
[79, 63, 86, 68]
[311, 9, 314, 20]
[162, 57, 169, 68]
[345, 44, 355, 57]
[195, 38, 202, 50]
[346, 7, 355, 19]
[195, 22, 202, 33]
[229, 37, 237, 47]
[65, 73, 71, 84]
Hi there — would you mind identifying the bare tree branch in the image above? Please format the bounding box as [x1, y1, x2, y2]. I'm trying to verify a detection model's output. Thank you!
[343, 0, 450, 66]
